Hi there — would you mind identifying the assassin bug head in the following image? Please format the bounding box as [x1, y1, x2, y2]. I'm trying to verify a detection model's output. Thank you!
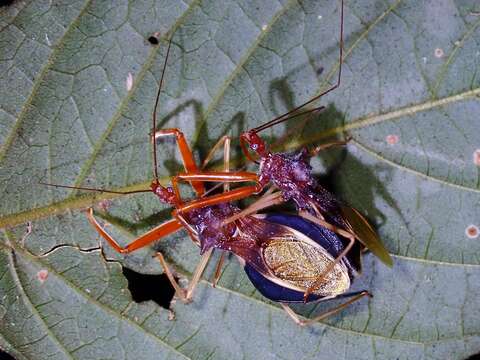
[240, 0, 345, 165]
[150, 180, 177, 206]
[240, 105, 326, 164]
[240, 130, 269, 163]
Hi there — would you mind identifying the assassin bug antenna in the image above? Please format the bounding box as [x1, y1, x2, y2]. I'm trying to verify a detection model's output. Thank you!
[240, 105, 326, 163]
[233, 0, 392, 299]
[152, 38, 173, 185]
[253, 0, 344, 135]
[39, 39, 175, 198]
[240, 0, 345, 162]
[39, 182, 151, 195]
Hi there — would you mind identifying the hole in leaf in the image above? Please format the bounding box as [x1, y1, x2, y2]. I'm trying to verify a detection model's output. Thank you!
[0, 0, 16, 7]
[0, 349, 16, 360]
[464, 352, 480, 360]
[148, 33, 160, 45]
[122, 267, 175, 309]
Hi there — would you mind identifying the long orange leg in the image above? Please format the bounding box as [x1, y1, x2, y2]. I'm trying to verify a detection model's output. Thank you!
[281, 290, 371, 326]
[156, 135, 235, 299]
[166, 170, 259, 213]
[175, 185, 259, 214]
[153, 128, 205, 196]
[182, 135, 237, 294]
[89, 205, 211, 302]
[147, 41, 214, 300]
[159, 136, 236, 237]
[87, 208, 182, 254]
[156, 249, 213, 303]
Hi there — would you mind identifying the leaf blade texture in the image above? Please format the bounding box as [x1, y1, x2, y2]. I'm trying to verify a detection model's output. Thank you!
[1, 1, 479, 359]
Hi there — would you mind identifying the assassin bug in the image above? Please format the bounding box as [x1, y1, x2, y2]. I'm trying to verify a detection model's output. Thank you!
[233, 0, 393, 300]
[217, 0, 393, 297]
[146, 0, 393, 301]
[42, 0, 384, 325]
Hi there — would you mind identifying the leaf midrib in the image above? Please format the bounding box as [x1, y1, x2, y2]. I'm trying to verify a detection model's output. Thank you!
[1, 85, 478, 229]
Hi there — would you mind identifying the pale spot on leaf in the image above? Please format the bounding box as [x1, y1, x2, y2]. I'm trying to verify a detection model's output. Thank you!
[465, 225, 479, 239]
[434, 48, 444, 58]
[37, 270, 48, 283]
[473, 149, 480, 166]
[126, 72, 134, 91]
[386, 134, 399, 145]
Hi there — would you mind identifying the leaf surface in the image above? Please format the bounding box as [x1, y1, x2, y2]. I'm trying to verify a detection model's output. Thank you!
[1, 1, 479, 359]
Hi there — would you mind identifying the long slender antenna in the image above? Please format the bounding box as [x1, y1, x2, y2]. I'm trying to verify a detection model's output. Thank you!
[271, 106, 325, 149]
[40, 182, 151, 195]
[252, 0, 344, 134]
[152, 38, 173, 185]
[253, 105, 325, 133]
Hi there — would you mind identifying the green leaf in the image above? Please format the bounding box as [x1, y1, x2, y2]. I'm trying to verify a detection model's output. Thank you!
[1, 1, 479, 359]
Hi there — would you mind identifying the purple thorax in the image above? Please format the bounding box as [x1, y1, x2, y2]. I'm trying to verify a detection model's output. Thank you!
[258, 149, 342, 223]
[185, 203, 239, 254]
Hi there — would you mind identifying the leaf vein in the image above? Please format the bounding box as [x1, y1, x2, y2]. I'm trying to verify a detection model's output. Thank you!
[0, 0, 94, 163]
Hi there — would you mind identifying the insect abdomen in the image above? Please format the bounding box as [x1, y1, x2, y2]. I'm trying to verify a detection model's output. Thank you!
[244, 213, 353, 303]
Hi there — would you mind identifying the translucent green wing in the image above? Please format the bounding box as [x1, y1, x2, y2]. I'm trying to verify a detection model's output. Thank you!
[340, 205, 393, 267]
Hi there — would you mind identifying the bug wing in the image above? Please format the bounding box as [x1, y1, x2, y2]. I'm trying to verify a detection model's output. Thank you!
[221, 217, 322, 287]
[217, 216, 280, 276]
[224, 215, 351, 299]
[340, 205, 393, 267]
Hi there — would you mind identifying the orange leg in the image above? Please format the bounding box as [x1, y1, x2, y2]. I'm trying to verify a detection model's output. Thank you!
[156, 249, 213, 303]
[173, 171, 258, 184]
[175, 185, 259, 214]
[156, 135, 234, 300]
[281, 290, 371, 326]
[201, 135, 231, 285]
[86, 208, 182, 253]
[153, 128, 205, 196]
[88, 208, 205, 301]
[166, 170, 259, 213]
